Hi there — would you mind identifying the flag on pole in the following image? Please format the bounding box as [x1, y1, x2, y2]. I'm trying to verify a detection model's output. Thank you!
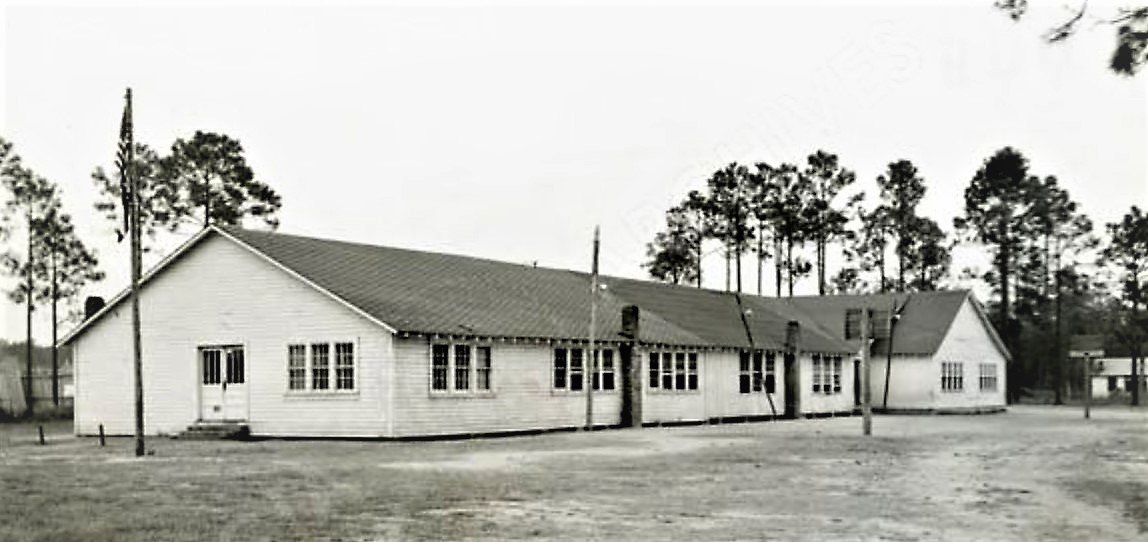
[115, 89, 134, 242]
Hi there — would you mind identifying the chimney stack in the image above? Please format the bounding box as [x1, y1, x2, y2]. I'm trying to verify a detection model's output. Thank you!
[84, 296, 106, 320]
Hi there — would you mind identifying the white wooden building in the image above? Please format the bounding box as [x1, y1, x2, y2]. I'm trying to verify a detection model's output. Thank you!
[1090, 357, 1147, 399]
[61, 227, 1008, 438]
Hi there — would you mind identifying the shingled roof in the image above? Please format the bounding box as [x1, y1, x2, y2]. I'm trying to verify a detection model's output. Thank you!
[62, 227, 1003, 360]
[779, 290, 1010, 359]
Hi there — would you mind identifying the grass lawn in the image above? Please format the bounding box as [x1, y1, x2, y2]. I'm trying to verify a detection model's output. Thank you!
[2, 406, 1147, 541]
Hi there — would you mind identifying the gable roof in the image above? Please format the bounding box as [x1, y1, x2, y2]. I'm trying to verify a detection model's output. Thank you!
[779, 290, 1011, 360]
[60, 227, 1006, 361]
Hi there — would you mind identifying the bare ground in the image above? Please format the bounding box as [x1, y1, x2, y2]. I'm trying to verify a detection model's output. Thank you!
[1, 405, 1146, 541]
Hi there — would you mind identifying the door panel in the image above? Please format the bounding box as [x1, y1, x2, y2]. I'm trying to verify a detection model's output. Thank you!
[199, 346, 248, 422]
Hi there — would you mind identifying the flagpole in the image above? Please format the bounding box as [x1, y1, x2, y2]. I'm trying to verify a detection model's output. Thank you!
[121, 87, 145, 457]
[586, 226, 599, 431]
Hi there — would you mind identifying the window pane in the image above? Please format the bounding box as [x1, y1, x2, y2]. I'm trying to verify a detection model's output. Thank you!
[202, 349, 221, 385]
[765, 352, 776, 393]
[687, 353, 698, 390]
[554, 348, 568, 389]
[311, 344, 330, 390]
[752, 352, 763, 392]
[812, 355, 821, 393]
[675, 353, 686, 390]
[226, 348, 245, 384]
[570, 348, 584, 391]
[477, 346, 492, 391]
[288, 344, 306, 390]
[336, 342, 354, 390]
[662, 353, 673, 390]
[648, 352, 659, 389]
[601, 350, 614, 391]
[432, 344, 449, 391]
[454, 344, 471, 391]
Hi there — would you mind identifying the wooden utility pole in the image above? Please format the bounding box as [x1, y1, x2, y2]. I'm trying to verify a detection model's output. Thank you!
[585, 226, 599, 431]
[1083, 354, 1092, 420]
[1069, 335, 1103, 422]
[119, 88, 145, 457]
[861, 308, 872, 436]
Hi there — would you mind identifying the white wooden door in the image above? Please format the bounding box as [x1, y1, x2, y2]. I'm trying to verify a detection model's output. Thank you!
[199, 346, 248, 421]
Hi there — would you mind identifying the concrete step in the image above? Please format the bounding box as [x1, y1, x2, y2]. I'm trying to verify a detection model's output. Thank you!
[178, 422, 250, 440]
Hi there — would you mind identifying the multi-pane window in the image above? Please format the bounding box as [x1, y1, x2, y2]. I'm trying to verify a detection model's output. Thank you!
[476, 347, 492, 391]
[942, 362, 964, 392]
[592, 350, 615, 391]
[287, 341, 355, 392]
[978, 363, 996, 392]
[432, 343, 493, 395]
[649, 350, 700, 392]
[335, 342, 354, 390]
[811, 354, 842, 395]
[649, 352, 660, 389]
[739, 351, 776, 394]
[554, 347, 614, 392]
[288, 345, 307, 390]
[311, 343, 330, 390]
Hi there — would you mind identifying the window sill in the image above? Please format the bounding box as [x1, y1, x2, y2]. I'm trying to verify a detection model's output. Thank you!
[284, 391, 360, 399]
[428, 391, 496, 399]
[647, 389, 701, 395]
[551, 389, 618, 396]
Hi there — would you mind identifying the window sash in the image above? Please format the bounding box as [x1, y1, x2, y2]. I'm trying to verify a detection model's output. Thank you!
[687, 353, 698, 391]
[649, 352, 660, 389]
[661, 353, 673, 390]
[432, 344, 449, 391]
[311, 344, 330, 390]
[335, 342, 354, 390]
[812, 355, 822, 393]
[477, 346, 492, 391]
[287, 345, 307, 390]
[569, 348, 584, 391]
[554, 348, 568, 389]
[454, 344, 471, 391]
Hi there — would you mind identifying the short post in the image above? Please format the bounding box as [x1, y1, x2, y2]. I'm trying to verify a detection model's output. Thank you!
[1084, 354, 1092, 420]
[38, 425, 45, 445]
[99, 424, 106, 447]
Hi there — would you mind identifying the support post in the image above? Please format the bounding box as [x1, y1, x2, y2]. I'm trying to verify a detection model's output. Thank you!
[1084, 354, 1092, 420]
[99, 424, 106, 447]
[585, 226, 599, 431]
[862, 309, 872, 436]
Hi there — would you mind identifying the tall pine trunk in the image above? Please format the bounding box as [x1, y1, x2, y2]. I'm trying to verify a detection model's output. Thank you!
[725, 249, 731, 292]
[786, 238, 795, 297]
[756, 225, 764, 295]
[774, 237, 783, 297]
[24, 211, 34, 418]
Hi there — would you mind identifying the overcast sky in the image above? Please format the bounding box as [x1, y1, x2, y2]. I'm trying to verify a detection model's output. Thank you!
[2, 1, 1145, 343]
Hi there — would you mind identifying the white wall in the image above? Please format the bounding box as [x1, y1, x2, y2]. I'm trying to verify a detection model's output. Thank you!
[73, 234, 391, 437]
[886, 297, 1008, 410]
[700, 350, 785, 421]
[799, 353, 856, 415]
[391, 338, 621, 437]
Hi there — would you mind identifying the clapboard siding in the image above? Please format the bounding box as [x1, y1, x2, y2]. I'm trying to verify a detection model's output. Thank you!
[73, 234, 389, 437]
[391, 339, 620, 437]
[700, 350, 786, 420]
[798, 353, 857, 414]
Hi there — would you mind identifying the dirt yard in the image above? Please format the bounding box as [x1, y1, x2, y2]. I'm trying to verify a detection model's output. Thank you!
[1, 406, 1146, 541]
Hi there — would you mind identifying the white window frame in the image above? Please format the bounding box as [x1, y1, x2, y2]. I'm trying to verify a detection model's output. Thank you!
[942, 361, 964, 392]
[978, 363, 997, 392]
[650, 349, 701, 393]
[286, 340, 357, 394]
[553, 347, 615, 393]
[431, 341, 494, 396]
